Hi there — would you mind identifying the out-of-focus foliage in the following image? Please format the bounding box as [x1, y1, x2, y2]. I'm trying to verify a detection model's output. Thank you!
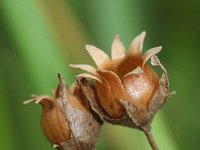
[0, 0, 199, 150]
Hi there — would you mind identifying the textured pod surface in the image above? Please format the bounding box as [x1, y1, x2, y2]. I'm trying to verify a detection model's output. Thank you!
[24, 74, 101, 150]
[56, 75, 101, 150]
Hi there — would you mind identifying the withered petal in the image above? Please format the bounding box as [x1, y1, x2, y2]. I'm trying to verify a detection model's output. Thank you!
[70, 64, 97, 76]
[96, 70, 125, 118]
[76, 73, 102, 83]
[111, 35, 126, 60]
[151, 55, 169, 88]
[142, 46, 162, 68]
[24, 96, 58, 112]
[97, 69, 125, 96]
[23, 95, 52, 105]
[56, 74, 68, 99]
[128, 31, 146, 57]
[124, 66, 143, 78]
[85, 44, 110, 69]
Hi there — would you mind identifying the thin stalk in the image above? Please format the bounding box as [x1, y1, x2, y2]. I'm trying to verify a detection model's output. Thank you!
[143, 128, 158, 150]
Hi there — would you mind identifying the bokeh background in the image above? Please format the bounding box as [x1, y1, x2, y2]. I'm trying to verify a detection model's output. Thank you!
[0, 0, 199, 150]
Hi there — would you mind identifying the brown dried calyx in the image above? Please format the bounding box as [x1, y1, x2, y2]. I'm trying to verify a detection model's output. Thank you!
[70, 32, 173, 149]
[24, 74, 101, 150]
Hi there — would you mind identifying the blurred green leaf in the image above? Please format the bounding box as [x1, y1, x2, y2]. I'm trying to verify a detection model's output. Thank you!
[0, 79, 17, 150]
[0, 0, 73, 93]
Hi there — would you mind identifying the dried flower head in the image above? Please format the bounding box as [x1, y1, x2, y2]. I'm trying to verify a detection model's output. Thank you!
[24, 74, 101, 150]
[70, 31, 171, 131]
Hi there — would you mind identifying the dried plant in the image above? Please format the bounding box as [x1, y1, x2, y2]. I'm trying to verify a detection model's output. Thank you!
[24, 74, 102, 150]
[70, 31, 173, 150]
[24, 32, 173, 150]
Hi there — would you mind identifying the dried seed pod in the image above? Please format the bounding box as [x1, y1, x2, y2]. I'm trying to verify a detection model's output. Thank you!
[24, 74, 101, 150]
[70, 32, 172, 136]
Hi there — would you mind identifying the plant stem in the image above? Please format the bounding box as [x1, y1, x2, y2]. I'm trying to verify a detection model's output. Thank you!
[144, 129, 158, 150]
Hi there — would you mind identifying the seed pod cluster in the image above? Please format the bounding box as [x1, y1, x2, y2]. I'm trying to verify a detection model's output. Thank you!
[24, 32, 172, 150]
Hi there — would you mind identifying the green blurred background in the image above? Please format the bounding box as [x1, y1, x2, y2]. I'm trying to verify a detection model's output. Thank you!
[0, 0, 199, 150]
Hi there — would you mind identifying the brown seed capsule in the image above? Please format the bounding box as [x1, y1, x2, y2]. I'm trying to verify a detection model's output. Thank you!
[24, 74, 101, 150]
[24, 95, 70, 145]
[70, 31, 171, 130]
[41, 98, 70, 144]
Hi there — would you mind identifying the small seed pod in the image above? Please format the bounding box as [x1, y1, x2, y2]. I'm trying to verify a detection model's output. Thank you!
[24, 74, 101, 150]
[70, 31, 172, 132]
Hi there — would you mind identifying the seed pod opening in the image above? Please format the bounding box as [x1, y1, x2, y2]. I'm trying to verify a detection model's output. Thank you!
[70, 31, 171, 130]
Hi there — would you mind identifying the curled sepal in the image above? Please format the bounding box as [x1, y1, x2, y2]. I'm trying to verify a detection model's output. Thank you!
[142, 46, 162, 68]
[85, 44, 110, 69]
[111, 35, 126, 60]
[69, 64, 97, 76]
[151, 55, 169, 89]
[128, 31, 146, 57]
[76, 77, 143, 129]
[96, 70, 125, 118]
[148, 55, 171, 110]
[124, 66, 143, 77]
[24, 96, 70, 145]
[76, 73, 102, 83]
